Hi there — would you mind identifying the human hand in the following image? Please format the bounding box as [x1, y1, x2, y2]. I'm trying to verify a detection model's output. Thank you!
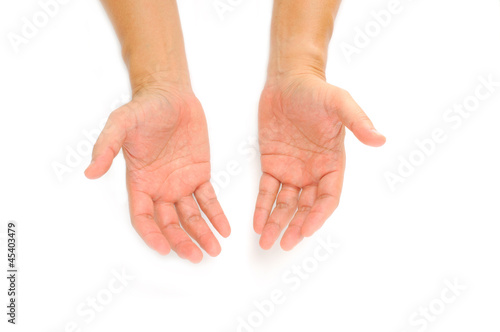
[254, 74, 386, 251]
[85, 83, 230, 263]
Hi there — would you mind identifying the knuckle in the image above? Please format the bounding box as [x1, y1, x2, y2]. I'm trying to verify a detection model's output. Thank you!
[298, 205, 312, 213]
[204, 197, 218, 206]
[186, 214, 203, 224]
[276, 201, 290, 209]
[259, 189, 275, 197]
[160, 223, 180, 232]
[210, 211, 225, 220]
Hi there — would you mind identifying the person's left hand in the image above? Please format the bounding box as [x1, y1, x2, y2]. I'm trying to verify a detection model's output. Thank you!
[254, 74, 386, 251]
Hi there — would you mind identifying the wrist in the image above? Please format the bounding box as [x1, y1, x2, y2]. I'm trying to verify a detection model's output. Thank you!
[123, 48, 192, 95]
[267, 43, 328, 83]
[129, 68, 192, 98]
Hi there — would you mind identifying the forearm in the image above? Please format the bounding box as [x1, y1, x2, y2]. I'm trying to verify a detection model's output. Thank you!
[268, 0, 341, 81]
[101, 0, 190, 92]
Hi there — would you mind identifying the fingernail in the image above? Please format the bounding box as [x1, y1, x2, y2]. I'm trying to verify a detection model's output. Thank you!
[371, 128, 384, 137]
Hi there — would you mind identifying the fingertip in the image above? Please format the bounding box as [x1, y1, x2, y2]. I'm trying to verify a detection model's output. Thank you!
[259, 238, 273, 250]
[84, 168, 101, 180]
[189, 251, 203, 264]
[84, 168, 92, 179]
[280, 240, 301, 252]
[217, 217, 231, 238]
[259, 224, 280, 250]
[280, 228, 304, 251]
[354, 127, 386, 147]
[202, 233, 222, 257]
[179, 243, 203, 263]
[84, 158, 112, 179]
[254, 224, 263, 235]
[156, 244, 171, 256]
[206, 240, 222, 257]
[280, 237, 295, 251]
[84, 161, 96, 179]
[144, 234, 171, 256]
[368, 129, 386, 147]
[221, 226, 231, 238]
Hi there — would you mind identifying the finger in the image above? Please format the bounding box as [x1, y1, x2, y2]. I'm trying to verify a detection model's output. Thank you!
[176, 195, 221, 258]
[327, 86, 386, 147]
[155, 201, 203, 264]
[259, 184, 300, 250]
[253, 173, 280, 234]
[301, 171, 344, 237]
[128, 190, 170, 255]
[84, 109, 130, 179]
[194, 182, 231, 238]
[281, 185, 317, 251]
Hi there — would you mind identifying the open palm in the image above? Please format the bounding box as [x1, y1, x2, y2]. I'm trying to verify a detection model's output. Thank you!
[254, 75, 385, 250]
[85, 87, 230, 263]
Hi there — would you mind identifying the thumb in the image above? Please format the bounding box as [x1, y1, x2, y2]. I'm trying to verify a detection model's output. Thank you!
[327, 86, 386, 147]
[84, 109, 129, 179]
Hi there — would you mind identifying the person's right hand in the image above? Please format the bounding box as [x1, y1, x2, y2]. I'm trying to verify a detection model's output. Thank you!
[85, 82, 230, 263]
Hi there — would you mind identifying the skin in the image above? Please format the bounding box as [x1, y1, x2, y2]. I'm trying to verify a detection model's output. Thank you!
[254, 0, 386, 251]
[86, 0, 386, 261]
[85, 0, 230, 263]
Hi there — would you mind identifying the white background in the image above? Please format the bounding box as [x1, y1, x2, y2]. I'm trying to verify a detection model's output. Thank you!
[1, 0, 500, 331]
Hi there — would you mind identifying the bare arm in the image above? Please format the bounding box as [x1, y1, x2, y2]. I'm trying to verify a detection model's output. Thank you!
[268, 0, 341, 80]
[254, 0, 386, 251]
[100, 0, 190, 92]
[86, 0, 230, 262]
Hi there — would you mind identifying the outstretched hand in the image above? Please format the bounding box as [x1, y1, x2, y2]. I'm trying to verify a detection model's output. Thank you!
[85, 85, 230, 263]
[254, 74, 385, 251]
